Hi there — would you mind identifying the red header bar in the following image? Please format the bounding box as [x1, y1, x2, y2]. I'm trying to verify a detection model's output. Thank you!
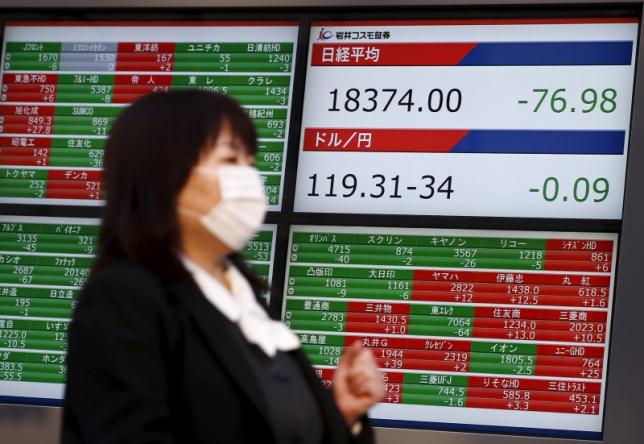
[413, 270, 611, 287]
[312, 43, 475, 66]
[117, 42, 176, 53]
[303, 128, 468, 152]
[546, 239, 614, 251]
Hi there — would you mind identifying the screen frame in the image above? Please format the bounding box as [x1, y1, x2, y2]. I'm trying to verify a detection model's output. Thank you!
[277, 10, 641, 443]
[0, 4, 642, 443]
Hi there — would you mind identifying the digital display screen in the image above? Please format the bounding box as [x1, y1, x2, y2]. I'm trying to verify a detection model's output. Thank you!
[0, 216, 277, 403]
[0, 13, 638, 441]
[0, 216, 98, 403]
[281, 225, 618, 438]
[0, 21, 299, 209]
[294, 19, 638, 219]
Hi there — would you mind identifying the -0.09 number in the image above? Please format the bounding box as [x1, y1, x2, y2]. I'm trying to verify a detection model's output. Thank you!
[539, 177, 609, 202]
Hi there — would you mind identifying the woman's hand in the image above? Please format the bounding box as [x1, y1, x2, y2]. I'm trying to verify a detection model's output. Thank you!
[333, 341, 385, 426]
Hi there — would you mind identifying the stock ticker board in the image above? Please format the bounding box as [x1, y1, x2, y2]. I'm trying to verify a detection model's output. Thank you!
[294, 19, 637, 219]
[0, 17, 639, 439]
[0, 22, 299, 210]
[282, 226, 617, 436]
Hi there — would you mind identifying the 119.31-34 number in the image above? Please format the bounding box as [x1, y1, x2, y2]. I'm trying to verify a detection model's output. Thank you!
[307, 173, 454, 199]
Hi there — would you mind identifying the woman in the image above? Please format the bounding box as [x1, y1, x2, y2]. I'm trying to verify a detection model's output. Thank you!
[62, 91, 384, 444]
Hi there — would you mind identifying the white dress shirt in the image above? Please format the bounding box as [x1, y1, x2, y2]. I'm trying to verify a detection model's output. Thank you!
[180, 255, 300, 357]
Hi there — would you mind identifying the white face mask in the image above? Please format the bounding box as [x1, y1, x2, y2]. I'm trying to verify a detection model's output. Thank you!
[180, 165, 267, 251]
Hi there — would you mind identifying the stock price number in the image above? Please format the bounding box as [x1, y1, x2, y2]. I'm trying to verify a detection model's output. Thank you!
[307, 173, 453, 200]
[328, 87, 462, 113]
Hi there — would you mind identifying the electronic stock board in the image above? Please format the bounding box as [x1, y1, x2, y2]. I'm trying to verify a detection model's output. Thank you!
[0, 20, 289, 403]
[0, 12, 640, 442]
[283, 18, 638, 438]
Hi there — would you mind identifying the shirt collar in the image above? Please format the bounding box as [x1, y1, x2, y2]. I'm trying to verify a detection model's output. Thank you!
[179, 254, 301, 357]
[179, 255, 246, 322]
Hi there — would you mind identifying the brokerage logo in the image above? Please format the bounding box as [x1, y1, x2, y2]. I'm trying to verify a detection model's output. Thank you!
[316, 27, 392, 41]
[317, 28, 334, 40]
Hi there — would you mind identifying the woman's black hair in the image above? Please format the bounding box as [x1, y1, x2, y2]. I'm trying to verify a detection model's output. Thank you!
[93, 90, 268, 297]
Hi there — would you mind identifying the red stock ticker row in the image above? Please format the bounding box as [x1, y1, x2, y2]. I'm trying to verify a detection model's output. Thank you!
[409, 269, 612, 307]
[2, 169, 103, 200]
[1, 74, 172, 104]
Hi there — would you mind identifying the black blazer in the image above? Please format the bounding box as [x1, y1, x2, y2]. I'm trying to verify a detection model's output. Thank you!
[62, 261, 374, 444]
